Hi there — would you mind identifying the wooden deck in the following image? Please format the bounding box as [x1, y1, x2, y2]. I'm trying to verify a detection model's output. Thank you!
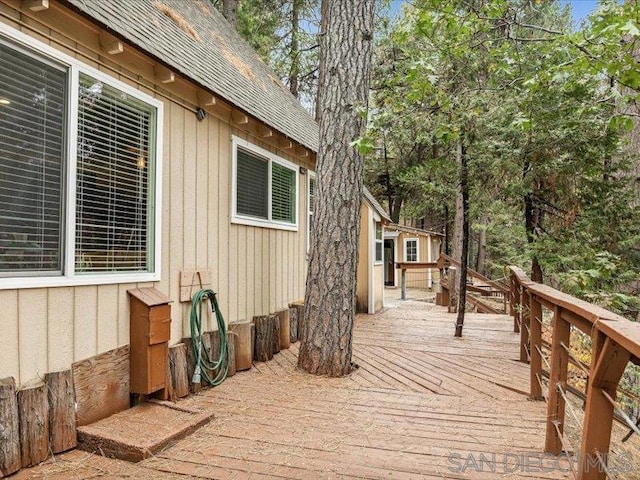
[20, 293, 579, 479]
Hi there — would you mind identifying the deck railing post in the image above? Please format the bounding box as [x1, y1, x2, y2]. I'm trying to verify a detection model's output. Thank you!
[512, 277, 520, 333]
[578, 335, 631, 480]
[519, 287, 529, 363]
[545, 306, 570, 455]
[401, 268, 407, 300]
[529, 294, 543, 401]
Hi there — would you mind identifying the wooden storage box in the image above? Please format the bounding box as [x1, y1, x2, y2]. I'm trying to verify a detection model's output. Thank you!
[127, 288, 172, 398]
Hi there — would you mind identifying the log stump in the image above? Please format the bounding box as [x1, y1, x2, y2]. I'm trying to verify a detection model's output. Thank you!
[169, 343, 189, 398]
[271, 315, 281, 354]
[253, 315, 274, 362]
[277, 309, 291, 350]
[46, 370, 77, 453]
[229, 320, 253, 371]
[0, 377, 20, 476]
[18, 384, 49, 468]
[289, 307, 298, 343]
[226, 331, 236, 377]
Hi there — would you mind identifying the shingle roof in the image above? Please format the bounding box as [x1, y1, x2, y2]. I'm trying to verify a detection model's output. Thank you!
[63, 0, 319, 152]
[363, 187, 392, 223]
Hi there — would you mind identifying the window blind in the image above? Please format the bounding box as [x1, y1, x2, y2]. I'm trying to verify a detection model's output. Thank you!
[75, 73, 154, 273]
[236, 148, 268, 219]
[271, 162, 296, 223]
[0, 42, 66, 275]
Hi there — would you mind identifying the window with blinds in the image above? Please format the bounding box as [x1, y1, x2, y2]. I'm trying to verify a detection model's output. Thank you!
[236, 148, 268, 219]
[0, 42, 67, 275]
[271, 162, 296, 223]
[307, 174, 315, 251]
[76, 73, 155, 273]
[233, 138, 298, 229]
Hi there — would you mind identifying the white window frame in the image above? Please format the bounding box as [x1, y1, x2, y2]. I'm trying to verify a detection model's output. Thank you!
[231, 135, 299, 231]
[307, 171, 316, 252]
[404, 238, 419, 263]
[374, 222, 383, 265]
[0, 25, 163, 290]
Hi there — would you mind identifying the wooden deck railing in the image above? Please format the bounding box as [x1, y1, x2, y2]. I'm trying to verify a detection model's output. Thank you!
[510, 266, 640, 480]
[436, 253, 510, 313]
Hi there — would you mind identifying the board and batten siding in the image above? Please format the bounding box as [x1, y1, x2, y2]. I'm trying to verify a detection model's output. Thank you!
[0, 0, 313, 387]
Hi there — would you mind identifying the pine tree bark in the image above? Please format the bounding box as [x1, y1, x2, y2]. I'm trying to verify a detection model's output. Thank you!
[298, 0, 375, 377]
[222, 0, 238, 30]
[289, 0, 302, 98]
[452, 141, 464, 263]
[476, 212, 487, 275]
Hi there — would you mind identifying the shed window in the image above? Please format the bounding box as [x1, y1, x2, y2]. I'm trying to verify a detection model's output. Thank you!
[0, 31, 162, 289]
[375, 222, 383, 263]
[232, 136, 298, 230]
[405, 238, 418, 262]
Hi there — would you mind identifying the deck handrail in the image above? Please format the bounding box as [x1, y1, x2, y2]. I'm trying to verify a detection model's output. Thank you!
[509, 265, 640, 480]
[439, 253, 509, 295]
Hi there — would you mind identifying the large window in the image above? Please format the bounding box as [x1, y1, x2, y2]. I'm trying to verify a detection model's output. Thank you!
[0, 31, 162, 288]
[404, 238, 418, 262]
[232, 136, 298, 230]
[0, 41, 66, 275]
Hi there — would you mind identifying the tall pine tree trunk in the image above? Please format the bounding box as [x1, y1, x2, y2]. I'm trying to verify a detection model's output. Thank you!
[222, 0, 238, 29]
[298, 0, 375, 376]
[450, 140, 464, 312]
[454, 142, 469, 337]
[476, 213, 487, 275]
[289, 0, 302, 98]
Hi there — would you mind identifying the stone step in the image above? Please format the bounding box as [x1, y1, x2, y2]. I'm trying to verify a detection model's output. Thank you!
[77, 400, 214, 462]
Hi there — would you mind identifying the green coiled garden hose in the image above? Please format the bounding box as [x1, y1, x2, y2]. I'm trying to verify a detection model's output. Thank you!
[190, 288, 228, 387]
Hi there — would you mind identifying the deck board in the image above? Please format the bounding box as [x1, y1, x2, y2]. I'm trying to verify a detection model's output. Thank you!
[22, 291, 640, 479]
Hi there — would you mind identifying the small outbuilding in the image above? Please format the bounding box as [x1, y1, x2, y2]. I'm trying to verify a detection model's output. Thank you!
[355, 189, 391, 313]
[383, 224, 443, 290]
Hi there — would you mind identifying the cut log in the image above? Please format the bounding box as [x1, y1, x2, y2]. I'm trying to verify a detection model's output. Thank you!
[46, 370, 76, 453]
[0, 377, 20, 476]
[229, 320, 253, 371]
[182, 337, 196, 389]
[209, 330, 220, 377]
[73, 345, 129, 426]
[271, 315, 281, 354]
[169, 343, 189, 398]
[253, 315, 274, 362]
[226, 331, 236, 377]
[277, 309, 291, 350]
[289, 307, 298, 343]
[18, 384, 49, 467]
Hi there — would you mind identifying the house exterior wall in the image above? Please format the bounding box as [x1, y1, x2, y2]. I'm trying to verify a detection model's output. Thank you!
[0, 0, 314, 386]
[374, 264, 384, 311]
[355, 204, 369, 313]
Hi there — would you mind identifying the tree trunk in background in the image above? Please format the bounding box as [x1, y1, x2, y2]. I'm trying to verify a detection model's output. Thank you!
[298, 0, 375, 377]
[476, 213, 487, 275]
[452, 141, 464, 262]
[455, 143, 469, 337]
[444, 204, 450, 255]
[289, 0, 302, 98]
[222, 0, 238, 29]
